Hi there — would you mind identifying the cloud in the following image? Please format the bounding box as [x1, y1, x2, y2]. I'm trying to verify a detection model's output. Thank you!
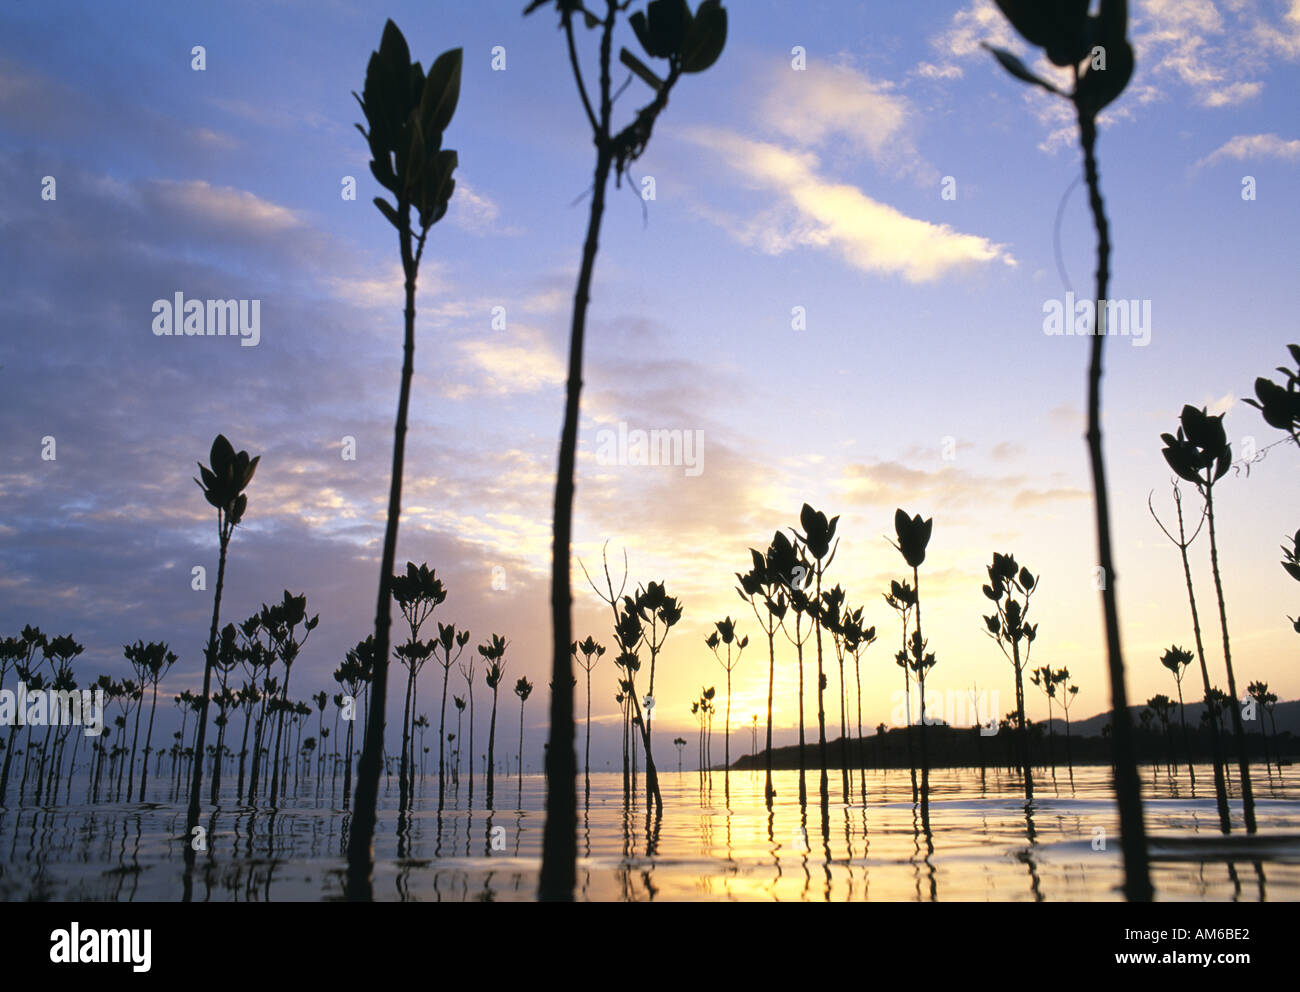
[923, 0, 1300, 145]
[144, 179, 303, 235]
[452, 325, 566, 396]
[1012, 486, 1089, 509]
[450, 180, 521, 236]
[684, 129, 1014, 283]
[920, 0, 1022, 79]
[1195, 133, 1300, 169]
[759, 61, 929, 178]
[990, 441, 1026, 461]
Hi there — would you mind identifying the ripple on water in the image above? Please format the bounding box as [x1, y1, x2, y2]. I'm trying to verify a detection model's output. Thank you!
[0, 765, 1295, 900]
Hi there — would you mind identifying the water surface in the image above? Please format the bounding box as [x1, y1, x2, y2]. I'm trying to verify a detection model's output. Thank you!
[1, 764, 1296, 900]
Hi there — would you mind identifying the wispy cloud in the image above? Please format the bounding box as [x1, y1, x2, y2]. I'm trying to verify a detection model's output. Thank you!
[684, 129, 1014, 283]
[452, 325, 566, 396]
[758, 60, 931, 180]
[1195, 132, 1300, 169]
[449, 180, 522, 236]
[923, 0, 1300, 147]
[145, 179, 303, 234]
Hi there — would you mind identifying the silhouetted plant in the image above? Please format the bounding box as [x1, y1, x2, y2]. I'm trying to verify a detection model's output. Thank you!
[515, 676, 533, 803]
[1247, 681, 1281, 776]
[628, 582, 679, 811]
[781, 544, 813, 806]
[817, 584, 854, 801]
[1242, 344, 1300, 449]
[334, 637, 375, 808]
[986, 0, 1149, 902]
[981, 551, 1037, 801]
[892, 509, 935, 810]
[1162, 404, 1255, 832]
[737, 530, 793, 805]
[171, 688, 197, 798]
[1158, 645, 1198, 793]
[348, 19, 463, 898]
[1030, 664, 1068, 784]
[845, 607, 876, 798]
[695, 686, 716, 776]
[615, 584, 679, 813]
[794, 503, 839, 808]
[480, 634, 509, 808]
[312, 691, 328, 787]
[1145, 693, 1176, 778]
[452, 695, 466, 785]
[126, 640, 176, 801]
[458, 644, 479, 804]
[613, 603, 645, 805]
[572, 636, 606, 800]
[109, 679, 139, 801]
[1057, 669, 1080, 784]
[706, 617, 747, 796]
[262, 590, 319, 804]
[1281, 529, 1300, 636]
[673, 736, 687, 773]
[391, 562, 446, 807]
[0, 633, 19, 696]
[34, 634, 81, 804]
[234, 614, 270, 801]
[1150, 482, 1230, 828]
[207, 624, 240, 803]
[529, 0, 728, 902]
[187, 433, 258, 857]
[884, 579, 918, 802]
[433, 622, 470, 808]
[579, 544, 633, 799]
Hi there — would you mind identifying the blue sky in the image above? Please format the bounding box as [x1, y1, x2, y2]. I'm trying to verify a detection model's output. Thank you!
[1, 0, 1297, 769]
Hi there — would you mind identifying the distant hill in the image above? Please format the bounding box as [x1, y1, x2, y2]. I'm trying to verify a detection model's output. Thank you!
[727, 698, 1299, 771]
[1043, 698, 1300, 738]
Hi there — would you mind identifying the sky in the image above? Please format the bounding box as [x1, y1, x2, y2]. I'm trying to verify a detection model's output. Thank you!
[1, 0, 1297, 772]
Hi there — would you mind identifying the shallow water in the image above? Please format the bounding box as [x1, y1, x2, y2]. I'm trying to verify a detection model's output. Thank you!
[1, 763, 1296, 901]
